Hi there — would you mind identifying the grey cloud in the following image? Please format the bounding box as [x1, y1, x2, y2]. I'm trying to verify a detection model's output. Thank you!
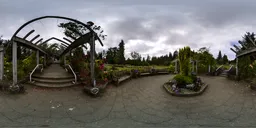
[127, 42, 154, 53]
[1, 0, 256, 60]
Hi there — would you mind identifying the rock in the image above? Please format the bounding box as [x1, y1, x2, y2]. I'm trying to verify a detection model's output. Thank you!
[186, 84, 195, 89]
[172, 84, 177, 91]
[171, 79, 177, 84]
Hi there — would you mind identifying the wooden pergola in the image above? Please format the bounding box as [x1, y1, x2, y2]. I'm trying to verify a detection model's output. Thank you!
[230, 35, 256, 76]
[171, 58, 200, 74]
[2, 16, 103, 92]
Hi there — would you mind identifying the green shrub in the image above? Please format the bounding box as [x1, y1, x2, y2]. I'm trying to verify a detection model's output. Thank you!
[169, 64, 175, 73]
[197, 64, 208, 74]
[238, 56, 252, 79]
[173, 74, 193, 86]
[178, 46, 191, 76]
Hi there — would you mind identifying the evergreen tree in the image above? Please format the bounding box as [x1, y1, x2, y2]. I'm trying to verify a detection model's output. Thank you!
[117, 40, 125, 64]
[146, 55, 150, 62]
[106, 47, 118, 64]
[222, 54, 229, 64]
[217, 50, 223, 64]
[173, 50, 178, 59]
[168, 52, 173, 61]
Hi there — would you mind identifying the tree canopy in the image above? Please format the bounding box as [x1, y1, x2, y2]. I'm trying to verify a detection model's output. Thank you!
[58, 21, 107, 41]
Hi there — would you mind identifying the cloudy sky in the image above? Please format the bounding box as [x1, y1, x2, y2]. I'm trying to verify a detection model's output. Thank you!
[1, 0, 256, 60]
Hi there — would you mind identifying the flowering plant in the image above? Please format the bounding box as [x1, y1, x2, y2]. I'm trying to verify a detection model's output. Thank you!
[95, 59, 109, 82]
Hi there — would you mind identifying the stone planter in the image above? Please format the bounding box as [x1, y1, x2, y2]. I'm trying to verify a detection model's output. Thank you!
[250, 84, 256, 91]
[163, 82, 208, 97]
[163, 77, 208, 97]
[249, 81, 256, 91]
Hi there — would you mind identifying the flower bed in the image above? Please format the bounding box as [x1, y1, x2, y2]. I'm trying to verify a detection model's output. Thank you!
[131, 69, 140, 78]
[163, 82, 208, 97]
[163, 72, 208, 97]
[112, 70, 132, 86]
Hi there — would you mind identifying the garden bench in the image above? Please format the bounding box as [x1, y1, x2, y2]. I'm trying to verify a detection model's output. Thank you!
[112, 71, 132, 86]
[140, 72, 151, 76]
[156, 68, 170, 74]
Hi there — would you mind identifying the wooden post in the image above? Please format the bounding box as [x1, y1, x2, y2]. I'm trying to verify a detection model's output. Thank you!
[64, 55, 66, 65]
[12, 41, 17, 85]
[90, 33, 96, 87]
[68, 50, 72, 65]
[196, 61, 198, 74]
[36, 50, 39, 65]
[175, 60, 178, 73]
[236, 57, 238, 76]
[0, 44, 4, 80]
[44, 54, 46, 66]
[192, 61, 195, 72]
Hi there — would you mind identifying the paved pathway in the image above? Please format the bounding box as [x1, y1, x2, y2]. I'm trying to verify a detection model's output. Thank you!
[0, 75, 256, 127]
[34, 64, 73, 78]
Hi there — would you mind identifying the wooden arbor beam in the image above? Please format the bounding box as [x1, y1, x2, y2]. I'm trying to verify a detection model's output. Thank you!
[13, 36, 47, 55]
[23, 30, 35, 40]
[61, 43, 68, 48]
[230, 48, 237, 54]
[237, 47, 256, 58]
[246, 35, 256, 46]
[30, 34, 40, 43]
[59, 32, 92, 57]
[39, 37, 70, 46]
[34, 38, 43, 45]
[63, 37, 88, 49]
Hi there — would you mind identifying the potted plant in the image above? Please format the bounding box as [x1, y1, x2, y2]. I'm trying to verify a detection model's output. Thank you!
[131, 69, 140, 78]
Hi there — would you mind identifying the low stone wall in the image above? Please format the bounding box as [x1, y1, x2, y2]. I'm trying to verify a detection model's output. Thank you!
[112, 69, 171, 86]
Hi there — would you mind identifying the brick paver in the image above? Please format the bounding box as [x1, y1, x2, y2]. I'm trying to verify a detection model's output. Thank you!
[0, 75, 255, 127]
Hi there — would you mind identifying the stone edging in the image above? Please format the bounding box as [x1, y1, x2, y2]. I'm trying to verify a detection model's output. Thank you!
[113, 72, 171, 86]
[250, 84, 256, 91]
[163, 83, 208, 97]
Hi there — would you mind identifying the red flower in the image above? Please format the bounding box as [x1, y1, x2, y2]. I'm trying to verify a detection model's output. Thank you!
[99, 64, 104, 70]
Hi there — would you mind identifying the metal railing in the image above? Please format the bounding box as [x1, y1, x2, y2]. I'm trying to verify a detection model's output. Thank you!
[228, 65, 234, 72]
[65, 64, 77, 84]
[30, 64, 43, 82]
[216, 65, 223, 71]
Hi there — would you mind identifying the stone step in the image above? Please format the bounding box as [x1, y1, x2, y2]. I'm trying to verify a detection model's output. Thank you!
[32, 77, 74, 84]
[32, 75, 74, 80]
[28, 81, 79, 88]
[220, 74, 227, 77]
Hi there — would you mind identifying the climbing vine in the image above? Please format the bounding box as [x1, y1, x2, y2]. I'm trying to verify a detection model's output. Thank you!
[238, 55, 252, 80]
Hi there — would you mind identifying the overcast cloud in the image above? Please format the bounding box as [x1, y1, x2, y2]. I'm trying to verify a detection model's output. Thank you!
[1, 0, 256, 60]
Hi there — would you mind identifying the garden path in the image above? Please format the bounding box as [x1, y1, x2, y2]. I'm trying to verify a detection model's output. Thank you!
[0, 75, 255, 127]
[33, 64, 73, 78]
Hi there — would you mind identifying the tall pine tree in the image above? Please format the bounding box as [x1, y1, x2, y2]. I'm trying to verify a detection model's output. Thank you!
[217, 50, 223, 64]
[117, 40, 125, 64]
[168, 52, 173, 61]
[222, 54, 228, 64]
[173, 50, 178, 60]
